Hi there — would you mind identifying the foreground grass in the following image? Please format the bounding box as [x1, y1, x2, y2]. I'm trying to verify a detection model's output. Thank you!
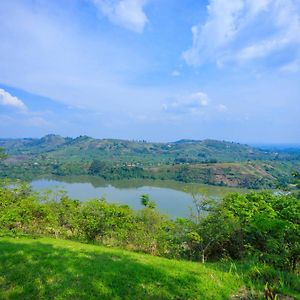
[0, 237, 299, 299]
[0, 236, 246, 300]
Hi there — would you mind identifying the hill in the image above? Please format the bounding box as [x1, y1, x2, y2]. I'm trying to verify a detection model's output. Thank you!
[1, 135, 300, 188]
[1, 134, 297, 163]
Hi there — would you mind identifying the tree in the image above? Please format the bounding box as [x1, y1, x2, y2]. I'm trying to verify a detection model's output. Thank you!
[135, 206, 167, 255]
[187, 190, 219, 262]
[88, 160, 111, 176]
[78, 199, 134, 242]
[0, 181, 56, 235]
[199, 192, 300, 271]
[140, 194, 156, 209]
[189, 192, 215, 224]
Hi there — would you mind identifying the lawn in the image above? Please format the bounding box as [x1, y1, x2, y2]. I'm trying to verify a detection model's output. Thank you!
[0, 236, 244, 300]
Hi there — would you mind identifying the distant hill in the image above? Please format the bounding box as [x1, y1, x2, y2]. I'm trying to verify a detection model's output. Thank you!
[1, 135, 300, 188]
[1, 134, 298, 163]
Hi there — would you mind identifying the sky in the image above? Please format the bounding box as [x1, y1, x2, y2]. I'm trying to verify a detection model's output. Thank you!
[0, 0, 299, 144]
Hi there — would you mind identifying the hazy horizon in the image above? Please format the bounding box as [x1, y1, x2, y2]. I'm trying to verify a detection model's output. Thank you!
[1, 133, 300, 149]
[1, 1, 299, 144]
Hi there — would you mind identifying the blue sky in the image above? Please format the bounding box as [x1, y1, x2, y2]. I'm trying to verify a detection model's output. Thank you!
[0, 0, 299, 143]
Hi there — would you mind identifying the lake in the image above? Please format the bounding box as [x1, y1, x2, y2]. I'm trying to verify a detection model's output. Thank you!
[31, 176, 248, 218]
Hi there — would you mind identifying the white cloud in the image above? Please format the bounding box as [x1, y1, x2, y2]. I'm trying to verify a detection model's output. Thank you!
[163, 91, 209, 115]
[0, 88, 27, 110]
[216, 104, 228, 112]
[191, 92, 209, 106]
[92, 0, 149, 33]
[280, 59, 300, 73]
[183, 0, 300, 69]
[0, 88, 52, 129]
[171, 70, 181, 77]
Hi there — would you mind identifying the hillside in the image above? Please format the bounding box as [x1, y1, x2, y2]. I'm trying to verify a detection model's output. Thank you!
[0, 236, 242, 300]
[1, 135, 300, 188]
[1, 134, 298, 163]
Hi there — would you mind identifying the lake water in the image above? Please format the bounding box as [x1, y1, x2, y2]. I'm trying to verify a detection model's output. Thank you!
[31, 176, 248, 218]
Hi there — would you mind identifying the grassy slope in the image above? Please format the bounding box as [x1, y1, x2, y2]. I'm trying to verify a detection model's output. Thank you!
[0, 237, 245, 300]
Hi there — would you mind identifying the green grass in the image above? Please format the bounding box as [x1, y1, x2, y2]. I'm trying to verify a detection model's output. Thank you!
[0, 236, 246, 300]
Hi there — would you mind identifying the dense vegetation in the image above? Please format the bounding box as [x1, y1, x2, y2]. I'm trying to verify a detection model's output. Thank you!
[1, 135, 300, 188]
[0, 179, 299, 298]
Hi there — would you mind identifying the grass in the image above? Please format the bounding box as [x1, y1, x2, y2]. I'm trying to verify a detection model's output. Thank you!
[0, 236, 245, 300]
[0, 237, 299, 300]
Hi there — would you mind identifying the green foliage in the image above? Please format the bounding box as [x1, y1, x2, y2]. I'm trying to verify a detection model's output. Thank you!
[88, 159, 145, 180]
[46, 195, 81, 237]
[78, 199, 134, 244]
[197, 192, 300, 271]
[247, 264, 300, 298]
[134, 207, 168, 255]
[140, 194, 150, 207]
[140, 194, 156, 209]
[0, 180, 55, 235]
[88, 160, 111, 175]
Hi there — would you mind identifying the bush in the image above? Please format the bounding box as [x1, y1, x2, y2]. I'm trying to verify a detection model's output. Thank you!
[196, 191, 300, 271]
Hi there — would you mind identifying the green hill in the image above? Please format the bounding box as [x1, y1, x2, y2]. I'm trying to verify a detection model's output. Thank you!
[0, 236, 245, 300]
[1, 134, 295, 163]
[1, 135, 300, 188]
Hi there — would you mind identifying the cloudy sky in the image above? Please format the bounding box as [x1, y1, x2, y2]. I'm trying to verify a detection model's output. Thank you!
[0, 0, 299, 143]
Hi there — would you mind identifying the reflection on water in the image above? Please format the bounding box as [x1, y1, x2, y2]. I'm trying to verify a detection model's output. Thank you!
[31, 175, 248, 218]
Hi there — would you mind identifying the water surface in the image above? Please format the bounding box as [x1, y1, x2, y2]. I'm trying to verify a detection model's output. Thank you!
[31, 176, 248, 218]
